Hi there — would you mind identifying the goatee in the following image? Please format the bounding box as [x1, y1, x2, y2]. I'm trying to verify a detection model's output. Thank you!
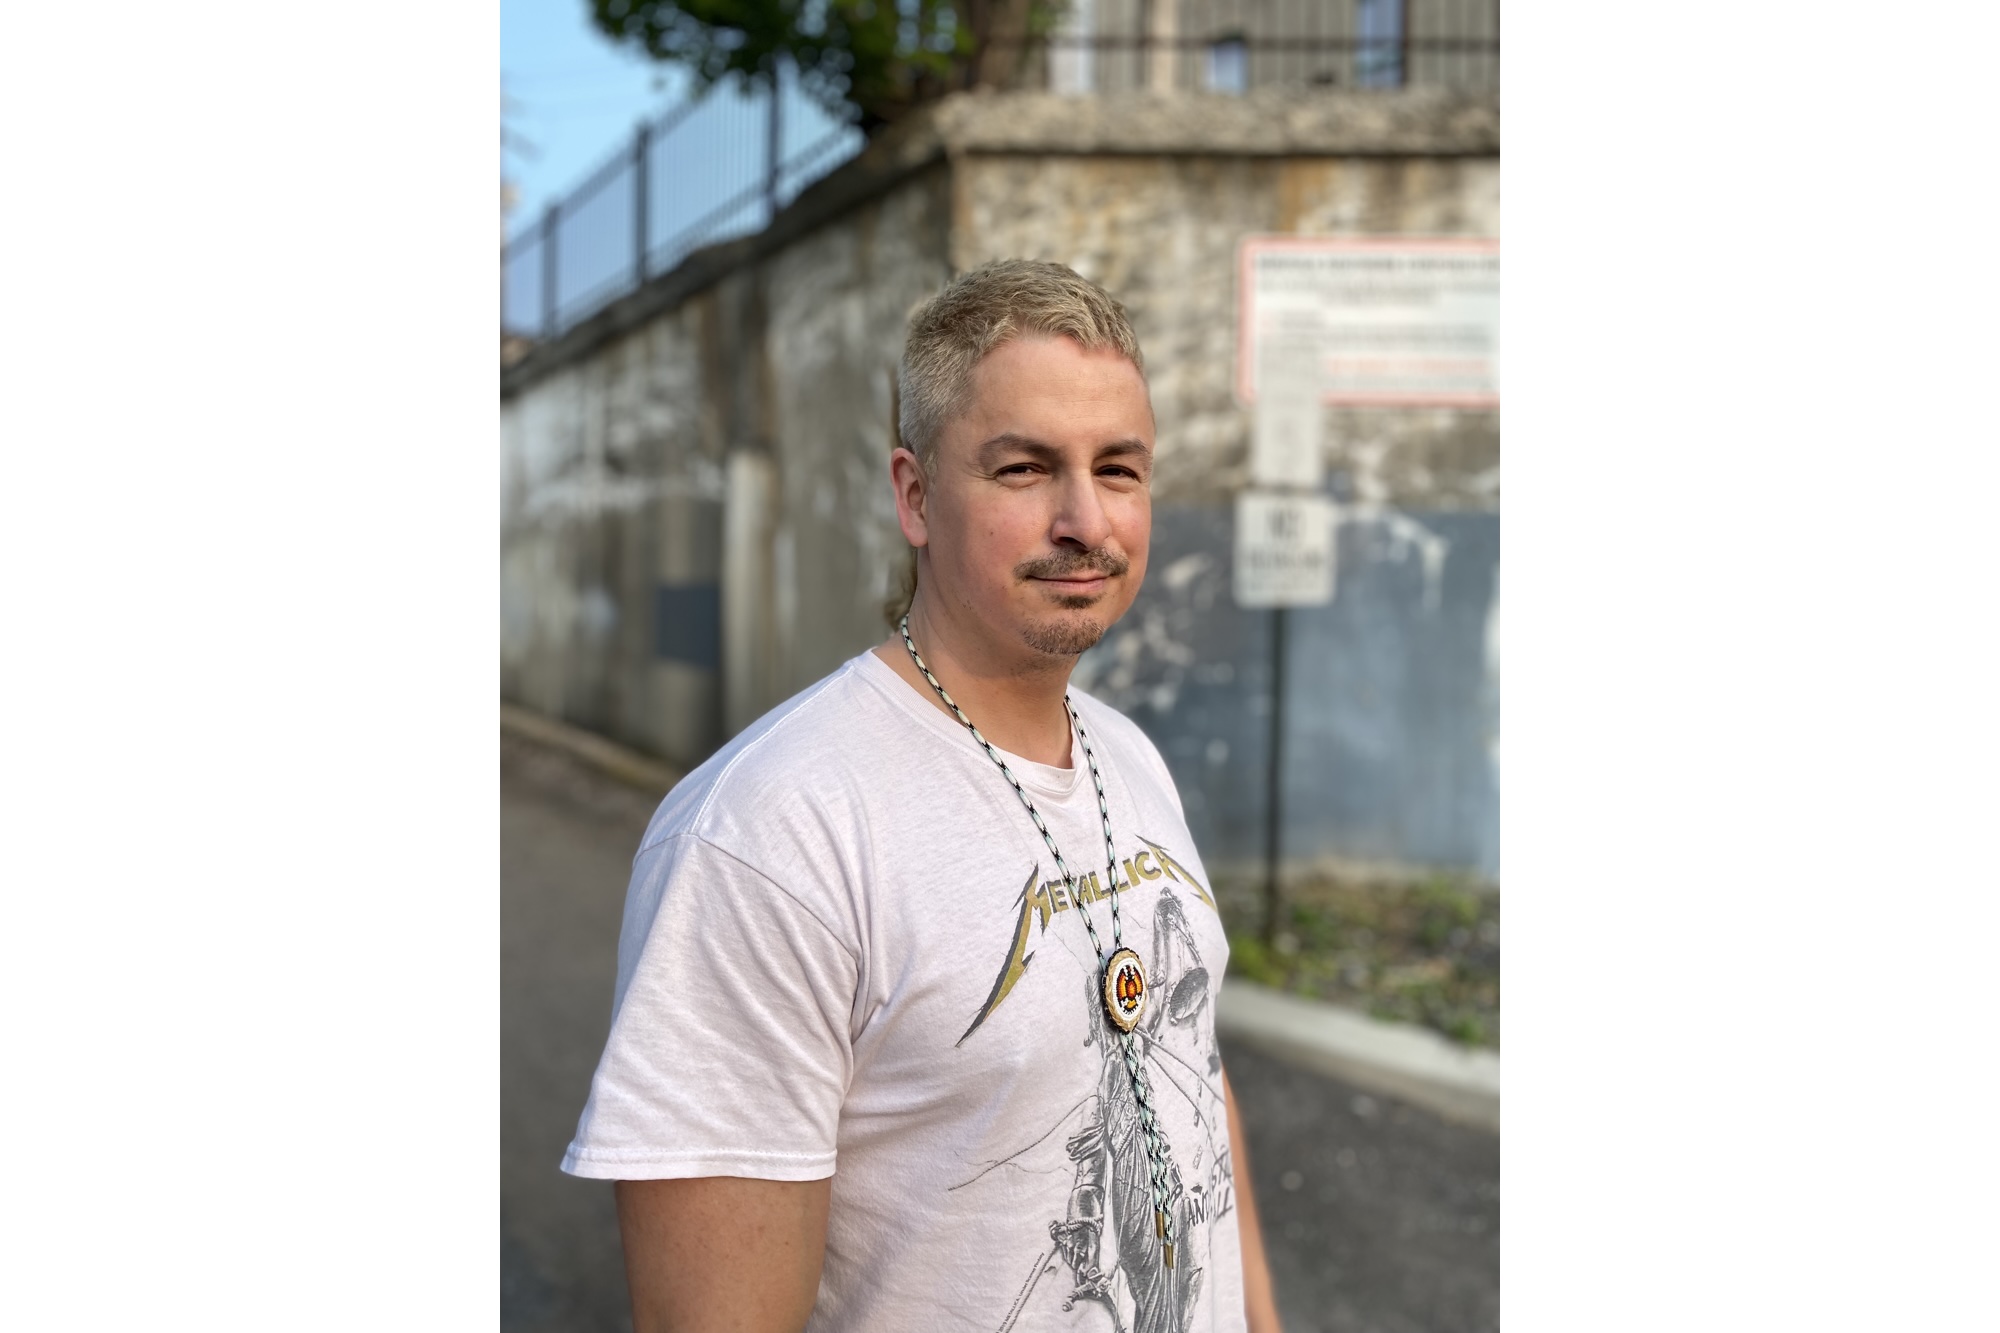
[1013, 546, 1129, 658]
[1020, 614, 1108, 657]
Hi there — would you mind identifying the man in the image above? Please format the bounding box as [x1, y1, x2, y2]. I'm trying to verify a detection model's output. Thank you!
[563, 259, 1282, 1333]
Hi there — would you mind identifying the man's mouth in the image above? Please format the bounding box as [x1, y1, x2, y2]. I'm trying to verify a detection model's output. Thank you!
[1017, 551, 1129, 593]
[1036, 573, 1111, 595]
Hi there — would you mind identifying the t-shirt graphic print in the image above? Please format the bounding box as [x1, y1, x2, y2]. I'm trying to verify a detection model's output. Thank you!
[955, 844, 1233, 1333]
[563, 651, 1247, 1333]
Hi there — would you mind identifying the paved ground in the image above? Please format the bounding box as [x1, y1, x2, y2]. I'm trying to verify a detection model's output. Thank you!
[501, 733, 652, 1333]
[502, 732, 1498, 1333]
[1221, 1041, 1498, 1333]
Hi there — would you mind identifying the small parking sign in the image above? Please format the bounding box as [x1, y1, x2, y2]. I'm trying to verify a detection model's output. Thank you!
[1233, 492, 1337, 607]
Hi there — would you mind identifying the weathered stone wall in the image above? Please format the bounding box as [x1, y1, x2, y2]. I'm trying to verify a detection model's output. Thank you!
[952, 141, 1500, 881]
[500, 88, 1499, 880]
[955, 151, 1500, 508]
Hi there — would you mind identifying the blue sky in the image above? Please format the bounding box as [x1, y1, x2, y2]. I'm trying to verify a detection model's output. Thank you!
[502, 0, 693, 234]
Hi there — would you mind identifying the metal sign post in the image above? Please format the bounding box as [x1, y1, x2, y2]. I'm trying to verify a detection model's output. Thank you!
[1264, 603, 1288, 946]
[1236, 316, 1337, 944]
[1234, 489, 1337, 943]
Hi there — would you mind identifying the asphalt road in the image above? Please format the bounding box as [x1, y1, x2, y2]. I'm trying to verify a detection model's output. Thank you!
[501, 732, 1498, 1333]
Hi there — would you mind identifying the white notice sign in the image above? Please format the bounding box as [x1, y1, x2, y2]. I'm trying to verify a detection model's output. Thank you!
[1250, 327, 1324, 488]
[1238, 237, 1499, 407]
[1234, 491, 1337, 608]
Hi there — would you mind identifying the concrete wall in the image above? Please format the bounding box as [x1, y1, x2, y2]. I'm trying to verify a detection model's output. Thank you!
[500, 88, 1499, 882]
[500, 161, 954, 765]
[500, 301, 725, 765]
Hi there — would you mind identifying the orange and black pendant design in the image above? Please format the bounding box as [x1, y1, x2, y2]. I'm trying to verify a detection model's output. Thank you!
[1102, 947, 1147, 1033]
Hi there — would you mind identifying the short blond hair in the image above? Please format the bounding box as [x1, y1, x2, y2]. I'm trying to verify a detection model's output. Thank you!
[896, 259, 1146, 473]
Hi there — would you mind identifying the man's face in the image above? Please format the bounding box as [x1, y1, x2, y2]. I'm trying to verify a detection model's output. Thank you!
[898, 334, 1154, 660]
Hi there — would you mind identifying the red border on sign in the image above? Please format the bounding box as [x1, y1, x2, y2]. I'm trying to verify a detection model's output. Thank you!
[1235, 235, 1500, 408]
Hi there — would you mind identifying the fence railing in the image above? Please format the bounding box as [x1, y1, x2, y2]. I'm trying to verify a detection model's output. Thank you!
[502, 4, 1497, 347]
[503, 68, 862, 342]
[1030, 0, 1499, 95]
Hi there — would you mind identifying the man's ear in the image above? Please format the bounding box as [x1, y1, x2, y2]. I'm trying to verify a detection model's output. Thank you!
[889, 447, 930, 548]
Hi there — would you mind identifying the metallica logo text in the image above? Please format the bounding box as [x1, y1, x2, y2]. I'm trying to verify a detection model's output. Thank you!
[955, 836, 1217, 1046]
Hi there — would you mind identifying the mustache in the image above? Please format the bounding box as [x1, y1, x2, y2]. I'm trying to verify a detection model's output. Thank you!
[1015, 547, 1130, 581]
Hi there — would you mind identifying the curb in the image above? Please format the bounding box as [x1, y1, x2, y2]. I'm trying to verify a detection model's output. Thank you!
[500, 703, 685, 797]
[1217, 979, 1499, 1134]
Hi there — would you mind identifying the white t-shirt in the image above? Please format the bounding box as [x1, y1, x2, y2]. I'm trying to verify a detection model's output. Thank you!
[564, 650, 1247, 1333]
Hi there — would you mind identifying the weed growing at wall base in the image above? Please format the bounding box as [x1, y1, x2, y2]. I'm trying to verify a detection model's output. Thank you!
[1223, 876, 1500, 1049]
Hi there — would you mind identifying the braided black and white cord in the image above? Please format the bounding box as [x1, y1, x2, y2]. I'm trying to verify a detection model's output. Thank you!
[899, 615, 1183, 1265]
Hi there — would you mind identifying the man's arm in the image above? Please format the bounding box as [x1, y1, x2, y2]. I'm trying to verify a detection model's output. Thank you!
[1223, 1068, 1284, 1333]
[615, 1176, 832, 1333]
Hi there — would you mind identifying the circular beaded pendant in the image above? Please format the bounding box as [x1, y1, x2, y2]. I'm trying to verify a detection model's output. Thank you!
[1102, 947, 1147, 1033]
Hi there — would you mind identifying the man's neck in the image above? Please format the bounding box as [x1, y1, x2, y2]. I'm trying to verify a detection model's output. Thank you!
[872, 594, 1080, 768]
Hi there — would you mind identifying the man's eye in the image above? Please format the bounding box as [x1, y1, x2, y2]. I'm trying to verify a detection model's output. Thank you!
[997, 464, 1036, 476]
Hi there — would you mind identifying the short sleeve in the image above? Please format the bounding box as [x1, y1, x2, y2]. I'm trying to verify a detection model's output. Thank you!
[561, 833, 858, 1181]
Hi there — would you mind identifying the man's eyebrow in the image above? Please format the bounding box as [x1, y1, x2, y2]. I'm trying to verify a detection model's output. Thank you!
[973, 433, 1153, 467]
[1094, 439, 1152, 462]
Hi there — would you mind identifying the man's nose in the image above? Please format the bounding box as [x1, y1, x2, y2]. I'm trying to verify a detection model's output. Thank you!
[1049, 471, 1114, 549]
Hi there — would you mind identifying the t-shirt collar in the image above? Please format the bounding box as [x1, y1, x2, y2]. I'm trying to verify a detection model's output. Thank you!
[854, 649, 1085, 800]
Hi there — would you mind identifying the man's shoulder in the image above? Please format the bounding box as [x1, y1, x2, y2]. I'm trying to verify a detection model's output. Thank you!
[639, 653, 899, 852]
[1066, 685, 1177, 795]
[1066, 684, 1163, 759]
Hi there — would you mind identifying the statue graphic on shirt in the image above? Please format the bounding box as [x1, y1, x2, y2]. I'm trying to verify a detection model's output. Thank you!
[953, 844, 1232, 1333]
[1047, 890, 1224, 1333]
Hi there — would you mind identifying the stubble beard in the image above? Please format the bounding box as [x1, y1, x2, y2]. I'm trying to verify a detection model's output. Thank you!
[1014, 547, 1131, 658]
[1019, 609, 1109, 657]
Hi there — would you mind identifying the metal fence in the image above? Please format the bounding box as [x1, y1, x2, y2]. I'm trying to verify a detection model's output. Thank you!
[501, 2, 1498, 344]
[503, 68, 862, 342]
[1033, 0, 1499, 95]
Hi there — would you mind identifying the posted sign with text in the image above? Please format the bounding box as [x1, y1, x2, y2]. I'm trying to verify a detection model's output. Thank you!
[1249, 332, 1325, 489]
[1233, 491, 1336, 608]
[1237, 237, 1499, 407]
